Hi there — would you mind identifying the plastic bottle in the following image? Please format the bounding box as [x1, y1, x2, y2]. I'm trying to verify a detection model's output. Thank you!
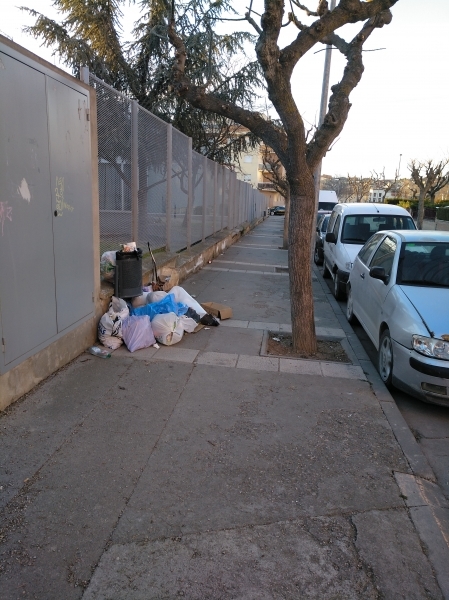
[88, 346, 111, 358]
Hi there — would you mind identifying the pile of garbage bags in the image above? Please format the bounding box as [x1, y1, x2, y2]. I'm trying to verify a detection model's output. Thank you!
[98, 286, 218, 352]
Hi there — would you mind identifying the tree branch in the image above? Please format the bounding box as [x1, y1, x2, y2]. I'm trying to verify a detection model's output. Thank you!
[167, 15, 288, 164]
[305, 9, 393, 169]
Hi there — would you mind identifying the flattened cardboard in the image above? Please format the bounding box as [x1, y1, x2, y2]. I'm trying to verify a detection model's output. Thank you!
[201, 302, 233, 320]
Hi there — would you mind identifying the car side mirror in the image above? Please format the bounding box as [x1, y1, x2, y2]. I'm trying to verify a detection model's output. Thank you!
[370, 266, 388, 283]
[325, 232, 336, 243]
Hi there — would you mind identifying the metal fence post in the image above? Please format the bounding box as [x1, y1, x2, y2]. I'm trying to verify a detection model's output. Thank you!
[131, 100, 139, 244]
[202, 155, 207, 242]
[187, 137, 193, 250]
[213, 161, 218, 234]
[220, 167, 224, 230]
[166, 124, 172, 252]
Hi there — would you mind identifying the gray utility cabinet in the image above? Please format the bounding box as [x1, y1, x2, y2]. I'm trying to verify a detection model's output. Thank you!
[0, 41, 94, 375]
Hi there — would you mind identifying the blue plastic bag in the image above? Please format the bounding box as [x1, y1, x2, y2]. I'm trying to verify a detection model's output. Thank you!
[130, 293, 187, 320]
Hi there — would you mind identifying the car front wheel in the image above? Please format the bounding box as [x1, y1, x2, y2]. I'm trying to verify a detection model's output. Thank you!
[333, 272, 344, 300]
[379, 329, 394, 387]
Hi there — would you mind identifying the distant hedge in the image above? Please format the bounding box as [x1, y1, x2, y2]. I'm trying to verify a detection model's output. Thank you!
[437, 206, 449, 221]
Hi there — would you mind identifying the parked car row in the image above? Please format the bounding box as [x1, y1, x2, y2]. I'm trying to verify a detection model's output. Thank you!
[316, 203, 449, 407]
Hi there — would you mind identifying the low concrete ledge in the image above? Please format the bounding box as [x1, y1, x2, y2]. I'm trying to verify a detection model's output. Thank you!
[100, 219, 261, 313]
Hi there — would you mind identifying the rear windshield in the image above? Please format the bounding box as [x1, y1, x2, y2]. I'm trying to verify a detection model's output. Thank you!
[341, 214, 416, 244]
[397, 242, 449, 287]
[318, 201, 337, 211]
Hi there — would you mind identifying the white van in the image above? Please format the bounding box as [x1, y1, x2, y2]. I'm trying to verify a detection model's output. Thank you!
[318, 190, 338, 212]
[322, 203, 416, 299]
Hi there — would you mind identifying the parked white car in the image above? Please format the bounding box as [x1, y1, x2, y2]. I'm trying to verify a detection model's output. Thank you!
[346, 230, 449, 405]
[323, 203, 416, 299]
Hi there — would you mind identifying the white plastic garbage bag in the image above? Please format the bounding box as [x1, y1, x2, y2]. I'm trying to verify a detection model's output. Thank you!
[100, 251, 117, 282]
[179, 315, 198, 333]
[151, 312, 184, 346]
[122, 315, 156, 352]
[97, 296, 130, 349]
[147, 291, 168, 304]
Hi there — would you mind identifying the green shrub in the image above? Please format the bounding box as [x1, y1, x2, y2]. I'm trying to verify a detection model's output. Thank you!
[436, 206, 449, 221]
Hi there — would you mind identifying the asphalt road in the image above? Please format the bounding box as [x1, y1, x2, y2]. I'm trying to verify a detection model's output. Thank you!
[321, 275, 449, 502]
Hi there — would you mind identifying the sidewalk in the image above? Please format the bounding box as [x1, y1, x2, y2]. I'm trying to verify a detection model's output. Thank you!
[1, 217, 448, 599]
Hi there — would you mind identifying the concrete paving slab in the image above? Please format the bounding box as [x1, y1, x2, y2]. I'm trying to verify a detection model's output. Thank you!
[204, 325, 264, 356]
[111, 367, 408, 545]
[352, 509, 443, 599]
[315, 326, 346, 337]
[248, 321, 279, 330]
[320, 362, 366, 380]
[236, 354, 279, 371]
[84, 517, 381, 600]
[280, 358, 322, 375]
[196, 352, 238, 367]
[0, 355, 130, 510]
[112, 345, 158, 360]
[152, 347, 199, 363]
[0, 361, 194, 600]
[219, 319, 249, 328]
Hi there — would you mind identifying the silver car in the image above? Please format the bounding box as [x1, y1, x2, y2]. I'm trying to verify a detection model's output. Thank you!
[346, 230, 449, 405]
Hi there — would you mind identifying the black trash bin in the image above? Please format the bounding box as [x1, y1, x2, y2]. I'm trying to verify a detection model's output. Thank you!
[114, 248, 143, 298]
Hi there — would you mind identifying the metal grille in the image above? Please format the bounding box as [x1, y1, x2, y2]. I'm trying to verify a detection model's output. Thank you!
[86, 71, 269, 255]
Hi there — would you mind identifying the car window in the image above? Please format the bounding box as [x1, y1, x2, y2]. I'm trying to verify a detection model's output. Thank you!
[327, 210, 338, 234]
[397, 242, 449, 287]
[341, 214, 415, 244]
[332, 214, 341, 237]
[369, 236, 397, 277]
[357, 233, 384, 265]
[321, 215, 330, 232]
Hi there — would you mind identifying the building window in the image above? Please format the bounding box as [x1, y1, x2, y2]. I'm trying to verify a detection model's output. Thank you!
[243, 155, 253, 163]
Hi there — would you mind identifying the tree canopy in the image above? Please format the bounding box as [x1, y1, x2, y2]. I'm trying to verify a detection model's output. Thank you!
[22, 0, 263, 163]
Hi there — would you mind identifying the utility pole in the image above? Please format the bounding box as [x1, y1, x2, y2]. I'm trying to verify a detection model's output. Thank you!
[314, 0, 337, 207]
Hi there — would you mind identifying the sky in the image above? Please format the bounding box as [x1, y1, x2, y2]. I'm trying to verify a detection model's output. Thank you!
[2, 0, 448, 179]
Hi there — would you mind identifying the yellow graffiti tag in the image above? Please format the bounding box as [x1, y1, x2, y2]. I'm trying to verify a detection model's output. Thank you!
[55, 176, 74, 216]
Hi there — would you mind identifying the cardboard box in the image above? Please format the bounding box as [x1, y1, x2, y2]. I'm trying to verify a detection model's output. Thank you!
[201, 302, 233, 320]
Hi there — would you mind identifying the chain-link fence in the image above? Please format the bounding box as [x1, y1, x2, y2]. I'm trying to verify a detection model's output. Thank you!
[82, 69, 268, 254]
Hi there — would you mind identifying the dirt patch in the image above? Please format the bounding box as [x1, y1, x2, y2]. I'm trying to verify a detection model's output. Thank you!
[266, 332, 351, 363]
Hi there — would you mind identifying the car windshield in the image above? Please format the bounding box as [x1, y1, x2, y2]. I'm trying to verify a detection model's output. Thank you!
[397, 242, 449, 287]
[341, 214, 416, 244]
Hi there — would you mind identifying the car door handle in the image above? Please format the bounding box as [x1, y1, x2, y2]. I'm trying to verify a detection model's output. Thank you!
[360, 273, 365, 279]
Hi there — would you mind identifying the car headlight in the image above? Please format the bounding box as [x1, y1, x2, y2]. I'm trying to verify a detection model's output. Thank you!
[412, 335, 449, 361]
[345, 262, 353, 270]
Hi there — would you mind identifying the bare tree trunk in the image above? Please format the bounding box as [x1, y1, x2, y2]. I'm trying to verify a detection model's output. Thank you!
[417, 189, 426, 229]
[283, 187, 290, 249]
[288, 174, 317, 355]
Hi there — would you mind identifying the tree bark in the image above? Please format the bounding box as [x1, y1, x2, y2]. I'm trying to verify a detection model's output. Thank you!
[288, 171, 317, 355]
[417, 189, 426, 230]
[283, 187, 290, 249]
